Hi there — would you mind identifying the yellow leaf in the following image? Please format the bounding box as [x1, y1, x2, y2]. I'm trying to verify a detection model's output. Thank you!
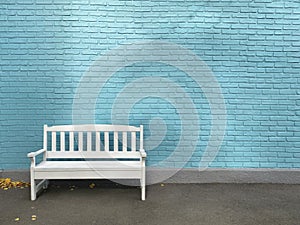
[14, 217, 20, 221]
[0, 178, 30, 189]
[89, 183, 96, 189]
[5, 178, 11, 183]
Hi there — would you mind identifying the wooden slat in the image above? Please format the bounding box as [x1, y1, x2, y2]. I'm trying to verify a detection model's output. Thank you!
[69, 132, 74, 151]
[51, 132, 56, 151]
[78, 132, 83, 151]
[47, 124, 141, 132]
[122, 132, 127, 152]
[96, 132, 100, 151]
[47, 151, 141, 159]
[104, 132, 109, 152]
[114, 132, 118, 152]
[60, 132, 65, 151]
[131, 132, 136, 151]
[87, 132, 92, 151]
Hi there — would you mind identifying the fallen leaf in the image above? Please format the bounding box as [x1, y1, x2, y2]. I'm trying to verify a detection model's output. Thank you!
[89, 183, 96, 189]
[14, 217, 20, 222]
[69, 185, 76, 191]
[160, 183, 165, 187]
[0, 178, 30, 190]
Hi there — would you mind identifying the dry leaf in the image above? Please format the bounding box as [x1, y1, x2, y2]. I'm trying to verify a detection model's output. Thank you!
[89, 183, 96, 189]
[0, 178, 30, 190]
[69, 185, 76, 191]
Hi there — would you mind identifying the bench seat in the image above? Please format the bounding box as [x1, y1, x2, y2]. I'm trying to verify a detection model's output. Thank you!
[34, 161, 142, 179]
[35, 161, 141, 171]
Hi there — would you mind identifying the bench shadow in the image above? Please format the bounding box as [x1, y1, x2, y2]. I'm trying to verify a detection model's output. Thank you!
[48, 179, 140, 189]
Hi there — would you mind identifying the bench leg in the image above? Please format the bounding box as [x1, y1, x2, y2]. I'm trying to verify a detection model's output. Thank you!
[30, 171, 36, 201]
[141, 163, 146, 201]
[141, 185, 145, 201]
[31, 178, 49, 201]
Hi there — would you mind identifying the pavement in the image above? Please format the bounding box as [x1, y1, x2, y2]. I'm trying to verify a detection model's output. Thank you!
[1, 180, 300, 225]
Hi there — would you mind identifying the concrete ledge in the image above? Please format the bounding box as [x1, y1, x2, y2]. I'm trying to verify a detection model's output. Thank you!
[160, 168, 300, 184]
[1, 168, 300, 184]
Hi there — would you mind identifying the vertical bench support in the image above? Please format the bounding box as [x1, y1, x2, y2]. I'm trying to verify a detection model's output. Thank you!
[141, 157, 146, 201]
[140, 125, 146, 201]
[30, 157, 36, 201]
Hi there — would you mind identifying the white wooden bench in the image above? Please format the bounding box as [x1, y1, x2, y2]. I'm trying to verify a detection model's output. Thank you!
[27, 124, 146, 201]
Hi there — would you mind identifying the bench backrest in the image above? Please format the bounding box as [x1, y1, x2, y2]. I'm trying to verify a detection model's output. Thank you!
[43, 124, 143, 159]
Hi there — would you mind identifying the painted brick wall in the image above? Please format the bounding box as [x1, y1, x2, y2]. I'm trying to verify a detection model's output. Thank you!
[0, 0, 299, 170]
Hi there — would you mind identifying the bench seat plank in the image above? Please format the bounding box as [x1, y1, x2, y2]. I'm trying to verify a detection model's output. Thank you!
[35, 161, 141, 171]
[34, 171, 141, 180]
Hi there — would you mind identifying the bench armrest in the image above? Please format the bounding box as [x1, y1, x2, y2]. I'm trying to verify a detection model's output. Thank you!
[140, 149, 147, 158]
[27, 149, 46, 158]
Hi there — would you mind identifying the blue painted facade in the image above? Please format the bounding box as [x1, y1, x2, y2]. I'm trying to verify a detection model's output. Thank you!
[0, 0, 299, 169]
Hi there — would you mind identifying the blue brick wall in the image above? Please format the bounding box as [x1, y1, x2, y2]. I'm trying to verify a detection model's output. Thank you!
[0, 0, 299, 169]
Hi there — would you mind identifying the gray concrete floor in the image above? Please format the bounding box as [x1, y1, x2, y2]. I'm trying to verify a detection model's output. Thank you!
[1, 180, 300, 225]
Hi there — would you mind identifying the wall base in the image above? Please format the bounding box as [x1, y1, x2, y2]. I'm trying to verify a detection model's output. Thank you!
[2, 168, 300, 184]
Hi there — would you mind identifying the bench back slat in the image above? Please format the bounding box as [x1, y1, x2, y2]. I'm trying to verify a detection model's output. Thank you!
[78, 132, 83, 151]
[87, 132, 92, 151]
[114, 132, 118, 152]
[51, 132, 56, 151]
[122, 132, 127, 152]
[131, 132, 136, 151]
[104, 131, 109, 152]
[96, 132, 100, 151]
[69, 132, 74, 151]
[43, 124, 143, 159]
[60, 132, 65, 151]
